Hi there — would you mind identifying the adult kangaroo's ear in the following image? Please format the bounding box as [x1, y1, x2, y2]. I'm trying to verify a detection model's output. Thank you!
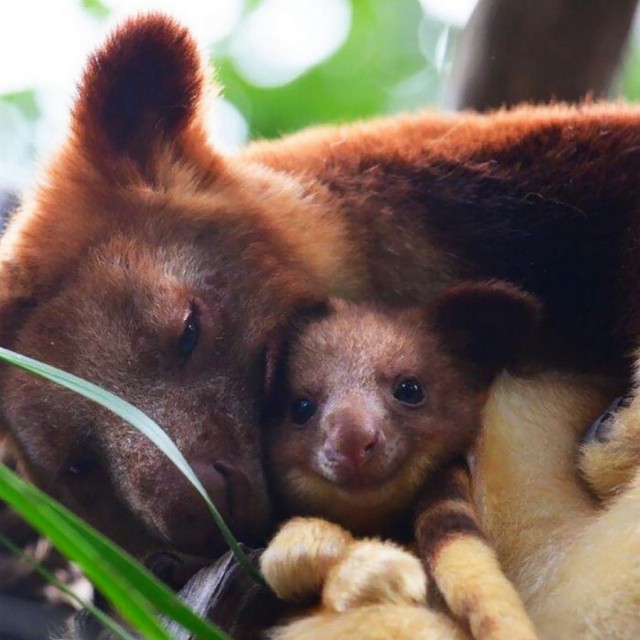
[429, 281, 542, 384]
[262, 297, 331, 403]
[72, 13, 219, 180]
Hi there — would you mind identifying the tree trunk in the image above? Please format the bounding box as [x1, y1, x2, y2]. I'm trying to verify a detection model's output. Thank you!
[446, 0, 638, 111]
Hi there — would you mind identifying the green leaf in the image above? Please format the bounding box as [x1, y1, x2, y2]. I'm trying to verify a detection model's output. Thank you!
[0, 346, 265, 588]
[0, 531, 136, 640]
[622, 43, 640, 101]
[81, 0, 110, 20]
[0, 462, 230, 639]
[0, 90, 40, 121]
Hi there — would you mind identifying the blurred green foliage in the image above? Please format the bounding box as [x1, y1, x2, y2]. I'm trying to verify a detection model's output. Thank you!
[0, 0, 639, 185]
[216, 0, 431, 139]
[1, 91, 40, 121]
[211, 0, 640, 140]
[623, 42, 640, 101]
[81, 0, 110, 21]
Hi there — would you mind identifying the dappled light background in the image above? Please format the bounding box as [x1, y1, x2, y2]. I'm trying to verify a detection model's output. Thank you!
[0, 0, 639, 189]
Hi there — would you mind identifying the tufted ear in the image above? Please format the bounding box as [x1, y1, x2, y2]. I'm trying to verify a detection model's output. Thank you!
[0, 16, 223, 347]
[260, 298, 330, 409]
[71, 13, 219, 180]
[429, 281, 542, 384]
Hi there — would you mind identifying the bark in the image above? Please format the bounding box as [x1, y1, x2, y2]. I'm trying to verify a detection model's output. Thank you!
[446, 0, 638, 111]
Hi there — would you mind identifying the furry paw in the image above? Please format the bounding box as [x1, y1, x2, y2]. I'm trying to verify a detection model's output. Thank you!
[322, 540, 427, 612]
[260, 517, 353, 602]
[579, 393, 640, 500]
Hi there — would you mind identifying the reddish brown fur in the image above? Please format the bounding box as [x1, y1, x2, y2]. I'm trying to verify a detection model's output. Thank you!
[74, 15, 208, 173]
[0, 15, 638, 566]
[268, 302, 481, 536]
[267, 284, 538, 537]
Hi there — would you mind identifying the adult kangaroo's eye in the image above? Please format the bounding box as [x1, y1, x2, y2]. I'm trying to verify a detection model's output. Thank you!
[66, 456, 98, 477]
[393, 378, 425, 405]
[291, 397, 317, 425]
[178, 303, 200, 363]
[65, 451, 100, 479]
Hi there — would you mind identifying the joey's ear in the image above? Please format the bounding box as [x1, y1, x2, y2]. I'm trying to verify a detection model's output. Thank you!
[72, 13, 218, 178]
[429, 281, 541, 382]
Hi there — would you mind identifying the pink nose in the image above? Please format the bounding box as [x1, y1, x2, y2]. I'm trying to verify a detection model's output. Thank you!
[324, 411, 380, 471]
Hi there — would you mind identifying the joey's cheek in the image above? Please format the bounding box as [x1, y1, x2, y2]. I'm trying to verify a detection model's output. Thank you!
[270, 426, 318, 475]
[372, 436, 412, 477]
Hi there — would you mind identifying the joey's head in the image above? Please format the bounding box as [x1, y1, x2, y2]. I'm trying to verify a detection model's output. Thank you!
[0, 15, 336, 564]
[267, 283, 540, 533]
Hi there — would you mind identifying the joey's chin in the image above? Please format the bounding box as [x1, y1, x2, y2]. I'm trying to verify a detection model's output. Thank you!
[314, 456, 406, 493]
[307, 471, 398, 507]
[331, 470, 392, 492]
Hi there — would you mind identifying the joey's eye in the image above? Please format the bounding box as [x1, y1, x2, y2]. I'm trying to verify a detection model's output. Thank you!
[178, 303, 200, 363]
[291, 397, 317, 425]
[393, 378, 425, 405]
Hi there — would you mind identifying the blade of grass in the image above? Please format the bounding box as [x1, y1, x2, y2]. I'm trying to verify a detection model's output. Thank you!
[0, 530, 136, 640]
[0, 462, 232, 639]
[44, 499, 231, 639]
[0, 462, 174, 639]
[0, 346, 265, 588]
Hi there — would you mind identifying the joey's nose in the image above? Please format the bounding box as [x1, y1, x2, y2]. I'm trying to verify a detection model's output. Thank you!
[325, 412, 380, 471]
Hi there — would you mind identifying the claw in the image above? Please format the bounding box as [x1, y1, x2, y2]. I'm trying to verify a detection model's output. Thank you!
[584, 393, 634, 444]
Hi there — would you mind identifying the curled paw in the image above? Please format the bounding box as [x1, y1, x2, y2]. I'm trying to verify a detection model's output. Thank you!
[260, 517, 354, 602]
[322, 539, 427, 612]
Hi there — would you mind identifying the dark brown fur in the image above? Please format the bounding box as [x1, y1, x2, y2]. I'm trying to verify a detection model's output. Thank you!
[415, 463, 484, 563]
[0, 15, 638, 565]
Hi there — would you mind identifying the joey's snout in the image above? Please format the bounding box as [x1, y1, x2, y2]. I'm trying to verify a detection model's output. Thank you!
[147, 459, 271, 556]
[320, 409, 384, 484]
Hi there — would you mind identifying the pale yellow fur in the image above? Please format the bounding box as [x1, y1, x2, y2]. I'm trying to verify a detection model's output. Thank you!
[262, 516, 537, 639]
[430, 535, 537, 640]
[578, 390, 640, 500]
[261, 518, 468, 640]
[475, 372, 640, 638]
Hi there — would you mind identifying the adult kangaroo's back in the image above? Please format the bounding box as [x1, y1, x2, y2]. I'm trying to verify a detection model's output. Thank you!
[0, 14, 638, 563]
[243, 103, 640, 370]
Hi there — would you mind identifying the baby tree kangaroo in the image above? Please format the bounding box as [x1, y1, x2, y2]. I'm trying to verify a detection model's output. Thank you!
[263, 281, 541, 640]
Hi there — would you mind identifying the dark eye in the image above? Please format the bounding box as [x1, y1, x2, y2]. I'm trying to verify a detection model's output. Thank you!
[178, 303, 200, 363]
[393, 378, 425, 405]
[66, 458, 97, 477]
[291, 397, 317, 425]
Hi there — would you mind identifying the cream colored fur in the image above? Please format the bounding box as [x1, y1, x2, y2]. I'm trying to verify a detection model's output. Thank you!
[430, 534, 537, 640]
[261, 517, 468, 640]
[475, 372, 640, 639]
[262, 516, 537, 640]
